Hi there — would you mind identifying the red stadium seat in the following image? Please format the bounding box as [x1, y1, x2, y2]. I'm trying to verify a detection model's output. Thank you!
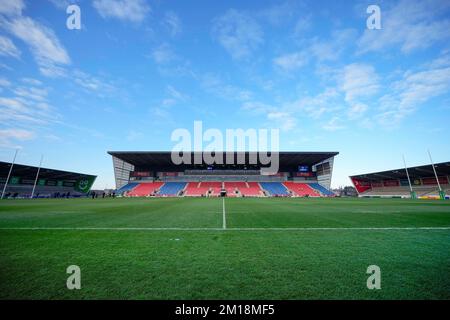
[184, 181, 263, 197]
[283, 182, 321, 197]
[243, 182, 263, 196]
[184, 182, 221, 196]
[224, 182, 247, 197]
[128, 182, 164, 197]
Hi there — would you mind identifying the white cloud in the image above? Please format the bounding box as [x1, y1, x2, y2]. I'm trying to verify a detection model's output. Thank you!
[40, 62, 67, 77]
[159, 85, 188, 109]
[358, 0, 450, 54]
[167, 85, 188, 101]
[347, 102, 368, 120]
[0, 0, 25, 16]
[0, 128, 34, 139]
[46, 0, 72, 10]
[241, 101, 273, 115]
[273, 52, 307, 71]
[150, 44, 194, 77]
[398, 68, 450, 105]
[1, 16, 70, 77]
[0, 1, 71, 77]
[310, 29, 357, 62]
[286, 88, 341, 119]
[3, 18, 70, 65]
[425, 51, 450, 69]
[150, 107, 175, 125]
[0, 63, 12, 71]
[267, 111, 296, 131]
[0, 128, 34, 148]
[92, 0, 150, 23]
[372, 53, 450, 126]
[269, 52, 450, 130]
[0, 76, 59, 127]
[73, 70, 115, 95]
[261, 63, 378, 131]
[339, 63, 379, 102]
[212, 9, 263, 60]
[13, 86, 48, 101]
[126, 129, 143, 141]
[258, 1, 298, 26]
[162, 11, 181, 37]
[151, 43, 176, 64]
[21, 77, 43, 86]
[273, 29, 356, 71]
[293, 15, 312, 36]
[161, 98, 176, 107]
[0, 77, 11, 87]
[0, 35, 21, 58]
[240, 101, 297, 131]
[201, 73, 253, 102]
[323, 117, 345, 131]
[0, 96, 58, 125]
[43, 133, 62, 142]
[378, 62, 450, 125]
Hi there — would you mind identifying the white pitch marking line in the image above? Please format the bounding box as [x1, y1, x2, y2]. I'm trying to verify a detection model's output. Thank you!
[0, 227, 449, 231]
[222, 197, 226, 230]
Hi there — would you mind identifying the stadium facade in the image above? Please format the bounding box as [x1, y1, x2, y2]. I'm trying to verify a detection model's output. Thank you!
[350, 161, 450, 199]
[0, 161, 96, 198]
[108, 151, 338, 197]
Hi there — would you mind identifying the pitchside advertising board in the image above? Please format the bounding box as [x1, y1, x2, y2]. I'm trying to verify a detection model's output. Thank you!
[6, 176, 95, 193]
[383, 180, 399, 187]
[351, 178, 372, 193]
[422, 176, 448, 185]
[400, 179, 410, 186]
[374, 178, 448, 187]
[404, 177, 449, 186]
[352, 176, 449, 193]
[130, 171, 152, 177]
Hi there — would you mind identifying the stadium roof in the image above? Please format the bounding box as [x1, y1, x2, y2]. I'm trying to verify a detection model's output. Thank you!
[0, 161, 97, 181]
[107, 151, 339, 168]
[350, 161, 450, 181]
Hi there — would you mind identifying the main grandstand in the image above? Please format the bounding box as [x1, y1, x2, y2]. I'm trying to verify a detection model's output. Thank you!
[350, 161, 450, 199]
[0, 161, 96, 198]
[108, 151, 338, 197]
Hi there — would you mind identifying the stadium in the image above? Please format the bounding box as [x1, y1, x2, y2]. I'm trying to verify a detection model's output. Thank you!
[108, 151, 337, 198]
[1, 0, 450, 307]
[0, 161, 96, 199]
[351, 161, 450, 199]
[0, 150, 449, 300]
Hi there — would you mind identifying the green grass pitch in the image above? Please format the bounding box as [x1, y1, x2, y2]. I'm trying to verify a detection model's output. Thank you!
[0, 197, 449, 299]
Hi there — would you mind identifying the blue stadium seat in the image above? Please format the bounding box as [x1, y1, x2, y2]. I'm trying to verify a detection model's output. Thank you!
[159, 182, 187, 196]
[260, 182, 290, 196]
[308, 183, 335, 196]
[116, 182, 138, 194]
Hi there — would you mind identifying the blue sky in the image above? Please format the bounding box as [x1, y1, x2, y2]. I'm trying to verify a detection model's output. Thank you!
[0, 0, 449, 189]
